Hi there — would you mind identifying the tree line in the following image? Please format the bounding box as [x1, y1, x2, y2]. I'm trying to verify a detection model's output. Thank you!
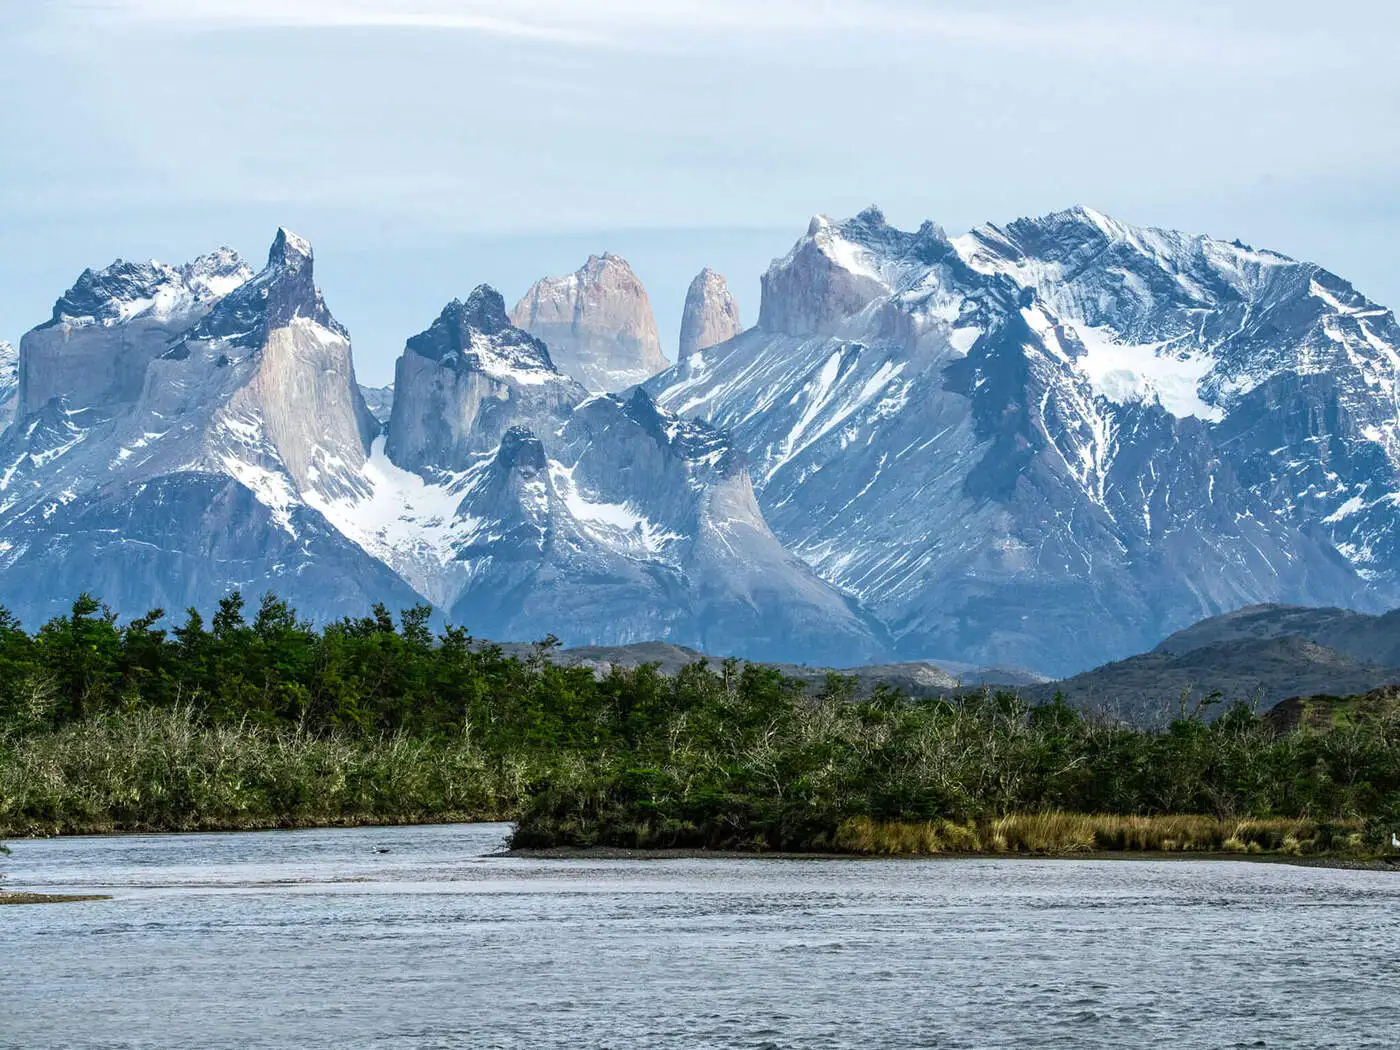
[1, 594, 1398, 853]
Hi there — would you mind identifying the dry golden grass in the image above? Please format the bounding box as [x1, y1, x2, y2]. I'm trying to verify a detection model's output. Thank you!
[833, 813, 1363, 856]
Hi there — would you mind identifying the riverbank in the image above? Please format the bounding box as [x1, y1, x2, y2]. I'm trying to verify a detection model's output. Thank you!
[509, 844, 1400, 871]
[507, 812, 1387, 865]
[4, 811, 504, 838]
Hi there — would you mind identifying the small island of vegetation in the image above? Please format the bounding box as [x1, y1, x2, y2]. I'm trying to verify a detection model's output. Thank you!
[1, 593, 1398, 861]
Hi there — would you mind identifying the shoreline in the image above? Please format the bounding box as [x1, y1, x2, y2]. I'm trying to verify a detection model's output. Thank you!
[508, 845, 1400, 871]
[9, 820, 1397, 873]
[1, 811, 508, 840]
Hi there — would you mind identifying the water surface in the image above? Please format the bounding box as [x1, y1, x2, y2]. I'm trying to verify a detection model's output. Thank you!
[4, 823, 1397, 1048]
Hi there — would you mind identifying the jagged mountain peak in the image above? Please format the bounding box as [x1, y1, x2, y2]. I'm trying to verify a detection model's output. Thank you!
[268, 226, 313, 268]
[460, 284, 512, 332]
[40, 249, 253, 332]
[497, 424, 549, 471]
[760, 208, 959, 337]
[182, 228, 345, 351]
[403, 287, 563, 382]
[952, 206, 1400, 423]
[385, 290, 583, 475]
[181, 247, 252, 300]
[650, 203, 1400, 674]
[617, 386, 729, 464]
[581, 252, 633, 276]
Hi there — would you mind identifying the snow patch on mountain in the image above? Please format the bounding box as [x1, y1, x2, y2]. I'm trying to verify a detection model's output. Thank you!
[302, 436, 485, 605]
[1070, 324, 1222, 421]
[548, 459, 681, 556]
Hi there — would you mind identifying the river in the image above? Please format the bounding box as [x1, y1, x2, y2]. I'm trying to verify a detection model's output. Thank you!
[3, 823, 1397, 1048]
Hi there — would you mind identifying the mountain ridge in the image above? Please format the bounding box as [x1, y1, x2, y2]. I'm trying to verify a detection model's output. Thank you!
[5, 206, 1400, 678]
[647, 205, 1400, 674]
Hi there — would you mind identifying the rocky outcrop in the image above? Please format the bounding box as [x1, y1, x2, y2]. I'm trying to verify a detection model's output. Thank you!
[510, 253, 668, 392]
[757, 208, 914, 338]
[678, 268, 742, 359]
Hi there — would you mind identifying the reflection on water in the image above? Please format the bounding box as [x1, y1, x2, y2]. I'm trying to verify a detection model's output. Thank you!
[3, 823, 1398, 1048]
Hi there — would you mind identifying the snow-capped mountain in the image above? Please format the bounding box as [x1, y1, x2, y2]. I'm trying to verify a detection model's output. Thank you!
[0, 230, 425, 626]
[363, 286, 883, 661]
[7, 207, 1400, 675]
[0, 246, 880, 663]
[359, 383, 394, 424]
[647, 206, 1400, 674]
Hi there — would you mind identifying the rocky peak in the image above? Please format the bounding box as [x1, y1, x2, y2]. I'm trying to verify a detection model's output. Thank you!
[758, 206, 952, 337]
[181, 228, 344, 351]
[181, 248, 253, 304]
[497, 425, 549, 473]
[358, 383, 394, 424]
[19, 245, 254, 420]
[40, 248, 252, 332]
[452, 425, 553, 563]
[678, 268, 742, 360]
[45, 260, 170, 328]
[385, 289, 583, 474]
[510, 253, 668, 392]
[459, 284, 514, 335]
[267, 226, 313, 270]
[406, 286, 554, 373]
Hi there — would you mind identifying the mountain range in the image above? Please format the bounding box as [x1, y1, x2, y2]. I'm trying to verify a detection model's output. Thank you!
[3, 206, 1400, 678]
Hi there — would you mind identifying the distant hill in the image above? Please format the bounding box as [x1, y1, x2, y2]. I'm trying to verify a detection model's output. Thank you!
[488, 604, 1400, 725]
[1023, 635, 1400, 726]
[1153, 603, 1400, 665]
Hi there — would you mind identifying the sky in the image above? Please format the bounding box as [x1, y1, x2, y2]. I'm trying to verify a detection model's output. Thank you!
[4, 0, 1399, 384]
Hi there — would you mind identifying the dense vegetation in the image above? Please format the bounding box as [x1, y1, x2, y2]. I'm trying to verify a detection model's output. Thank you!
[2, 594, 1399, 855]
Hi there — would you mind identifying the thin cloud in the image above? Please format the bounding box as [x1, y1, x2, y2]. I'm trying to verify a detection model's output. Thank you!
[63, 0, 1304, 65]
[71, 0, 610, 43]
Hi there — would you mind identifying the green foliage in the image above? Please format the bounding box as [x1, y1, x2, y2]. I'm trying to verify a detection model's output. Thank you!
[1, 594, 1398, 853]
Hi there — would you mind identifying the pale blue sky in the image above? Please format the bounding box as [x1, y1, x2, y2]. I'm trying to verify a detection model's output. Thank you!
[4, 0, 1398, 383]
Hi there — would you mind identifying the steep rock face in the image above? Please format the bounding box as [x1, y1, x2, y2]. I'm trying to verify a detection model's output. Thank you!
[757, 209, 911, 337]
[678, 268, 742, 360]
[648, 207, 1395, 675]
[0, 342, 17, 426]
[385, 287, 582, 474]
[0, 229, 419, 628]
[17, 249, 252, 420]
[510, 253, 668, 392]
